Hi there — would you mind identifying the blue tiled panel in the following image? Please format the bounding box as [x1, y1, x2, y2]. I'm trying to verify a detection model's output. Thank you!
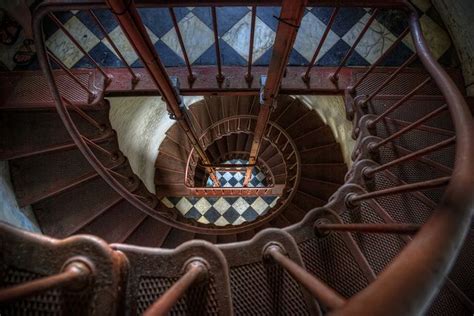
[154, 40, 185, 67]
[4, 3, 453, 78]
[216, 7, 250, 34]
[256, 7, 281, 32]
[139, 7, 188, 38]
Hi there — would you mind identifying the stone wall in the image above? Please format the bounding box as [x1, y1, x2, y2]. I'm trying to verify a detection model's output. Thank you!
[432, 0, 474, 96]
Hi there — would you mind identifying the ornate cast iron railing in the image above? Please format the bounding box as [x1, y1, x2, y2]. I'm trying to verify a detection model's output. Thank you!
[1, 0, 469, 315]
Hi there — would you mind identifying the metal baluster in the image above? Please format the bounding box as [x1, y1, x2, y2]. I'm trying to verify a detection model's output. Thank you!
[48, 13, 111, 85]
[366, 76, 431, 126]
[264, 244, 346, 310]
[364, 137, 456, 177]
[302, 7, 340, 83]
[245, 6, 257, 84]
[211, 6, 224, 84]
[0, 261, 91, 304]
[63, 97, 104, 131]
[350, 27, 410, 93]
[359, 53, 418, 106]
[169, 7, 195, 84]
[368, 104, 448, 149]
[330, 9, 379, 83]
[47, 50, 95, 100]
[88, 9, 139, 84]
[346, 176, 451, 207]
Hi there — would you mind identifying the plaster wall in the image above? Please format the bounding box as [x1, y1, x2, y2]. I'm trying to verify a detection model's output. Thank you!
[107, 96, 203, 193]
[432, 0, 474, 95]
[298, 95, 355, 167]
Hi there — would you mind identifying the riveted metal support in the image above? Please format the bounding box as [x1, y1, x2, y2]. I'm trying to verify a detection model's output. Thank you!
[107, 0, 219, 186]
[243, 0, 307, 186]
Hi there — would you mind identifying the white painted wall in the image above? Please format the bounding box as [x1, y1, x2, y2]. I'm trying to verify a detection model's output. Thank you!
[107, 96, 203, 193]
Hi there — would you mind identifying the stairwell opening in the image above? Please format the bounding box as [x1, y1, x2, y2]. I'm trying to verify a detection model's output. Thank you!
[151, 95, 349, 231]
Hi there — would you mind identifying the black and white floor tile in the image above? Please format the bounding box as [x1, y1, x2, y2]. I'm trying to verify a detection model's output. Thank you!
[0, 1, 456, 70]
[162, 195, 279, 226]
[162, 159, 278, 226]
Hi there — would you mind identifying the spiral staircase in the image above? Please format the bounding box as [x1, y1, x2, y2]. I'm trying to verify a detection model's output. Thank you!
[0, 0, 473, 315]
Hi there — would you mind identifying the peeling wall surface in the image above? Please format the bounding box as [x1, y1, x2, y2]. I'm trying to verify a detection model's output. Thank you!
[109, 95, 353, 192]
[108, 96, 203, 193]
[298, 95, 355, 167]
[0, 161, 41, 233]
[432, 0, 474, 95]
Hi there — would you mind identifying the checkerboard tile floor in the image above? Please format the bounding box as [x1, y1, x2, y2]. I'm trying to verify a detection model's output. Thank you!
[162, 159, 278, 226]
[0, 2, 457, 70]
[162, 196, 279, 226]
[205, 159, 267, 188]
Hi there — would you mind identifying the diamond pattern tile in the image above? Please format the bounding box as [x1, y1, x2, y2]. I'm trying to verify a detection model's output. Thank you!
[293, 12, 339, 62]
[341, 13, 398, 64]
[2, 5, 452, 70]
[162, 158, 279, 226]
[102, 25, 158, 66]
[46, 16, 100, 68]
[161, 12, 215, 64]
[222, 12, 276, 62]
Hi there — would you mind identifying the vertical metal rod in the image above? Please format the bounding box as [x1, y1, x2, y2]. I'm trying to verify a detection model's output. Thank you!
[243, 0, 307, 186]
[245, 5, 257, 84]
[169, 7, 195, 84]
[106, 0, 219, 185]
[347, 176, 451, 205]
[365, 137, 456, 177]
[265, 245, 346, 310]
[108, 167, 132, 182]
[367, 76, 431, 127]
[82, 135, 117, 158]
[350, 27, 410, 92]
[369, 104, 448, 149]
[88, 9, 139, 84]
[330, 9, 379, 83]
[48, 13, 111, 84]
[47, 50, 95, 98]
[302, 7, 340, 83]
[0, 261, 91, 304]
[63, 97, 103, 131]
[361, 53, 418, 106]
[143, 261, 208, 316]
[315, 223, 420, 234]
[211, 6, 224, 84]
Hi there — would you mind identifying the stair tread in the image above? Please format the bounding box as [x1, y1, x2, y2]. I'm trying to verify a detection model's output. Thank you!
[372, 120, 455, 168]
[75, 199, 147, 243]
[0, 109, 110, 160]
[301, 163, 347, 184]
[161, 228, 195, 248]
[300, 143, 344, 164]
[124, 216, 173, 248]
[292, 191, 326, 213]
[34, 177, 124, 238]
[10, 138, 121, 206]
[294, 125, 336, 151]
